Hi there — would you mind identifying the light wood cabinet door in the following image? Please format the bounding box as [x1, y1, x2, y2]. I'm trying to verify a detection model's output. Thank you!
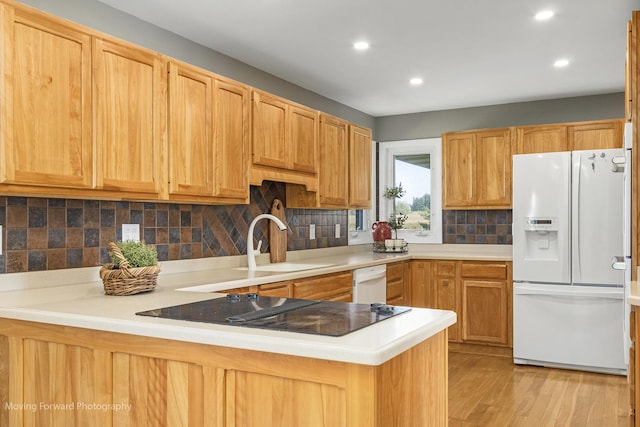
[514, 125, 568, 154]
[258, 281, 293, 298]
[410, 260, 434, 307]
[568, 120, 624, 150]
[318, 114, 349, 208]
[93, 37, 166, 197]
[461, 279, 508, 345]
[476, 129, 512, 208]
[289, 104, 318, 173]
[386, 261, 405, 305]
[212, 77, 250, 201]
[460, 261, 511, 347]
[434, 261, 460, 342]
[167, 61, 214, 197]
[0, 4, 93, 189]
[442, 132, 475, 208]
[349, 125, 372, 208]
[252, 90, 288, 169]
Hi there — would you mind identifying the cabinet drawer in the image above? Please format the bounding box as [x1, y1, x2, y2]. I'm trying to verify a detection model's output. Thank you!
[293, 272, 352, 300]
[258, 281, 292, 298]
[461, 262, 507, 279]
[435, 261, 456, 277]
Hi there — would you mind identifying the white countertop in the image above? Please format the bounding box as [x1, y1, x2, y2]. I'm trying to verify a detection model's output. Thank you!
[0, 244, 507, 365]
[628, 281, 640, 306]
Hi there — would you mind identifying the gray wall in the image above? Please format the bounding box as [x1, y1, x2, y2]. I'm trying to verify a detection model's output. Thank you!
[16, 0, 624, 141]
[17, 0, 375, 130]
[375, 92, 625, 141]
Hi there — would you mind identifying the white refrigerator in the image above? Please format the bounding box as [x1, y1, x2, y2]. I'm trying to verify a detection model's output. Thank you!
[512, 146, 630, 375]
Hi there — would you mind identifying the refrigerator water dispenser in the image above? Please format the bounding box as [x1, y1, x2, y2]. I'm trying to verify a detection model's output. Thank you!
[523, 217, 559, 258]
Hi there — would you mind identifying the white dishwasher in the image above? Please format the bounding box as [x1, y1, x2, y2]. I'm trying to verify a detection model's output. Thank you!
[352, 264, 386, 304]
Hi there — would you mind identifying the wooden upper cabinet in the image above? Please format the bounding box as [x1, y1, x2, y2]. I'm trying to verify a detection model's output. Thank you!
[443, 128, 511, 209]
[568, 120, 624, 150]
[318, 114, 349, 208]
[0, 4, 93, 190]
[476, 129, 512, 207]
[514, 125, 568, 154]
[252, 90, 288, 169]
[167, 61, 249, 203]
[251, 89, 318, 174]
[442, 132, 475, 208]
[349, 125, 372, 209]
[167, 61, 214, 198]
[289, 105, 318, 173]
[93, 37, 166, 197]
[515, 120, 623, 154]
[212, 77, 250, 201]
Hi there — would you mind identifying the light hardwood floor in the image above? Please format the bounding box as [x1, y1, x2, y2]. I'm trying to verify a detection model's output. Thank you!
[448, 347, 631, 426]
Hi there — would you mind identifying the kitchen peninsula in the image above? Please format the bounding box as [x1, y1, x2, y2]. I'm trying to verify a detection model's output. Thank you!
[0, 245, 491, 427]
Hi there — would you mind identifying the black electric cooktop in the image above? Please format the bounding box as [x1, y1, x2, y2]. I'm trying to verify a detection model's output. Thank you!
[136, 294, 411, 337]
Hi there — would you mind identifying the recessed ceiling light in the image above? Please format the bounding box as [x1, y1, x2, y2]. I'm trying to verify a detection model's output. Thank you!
[353, 41, 369, 51]
[554, 59, 569, 68]
[409, 77, 423, 86]
[535, 10, 554, 21]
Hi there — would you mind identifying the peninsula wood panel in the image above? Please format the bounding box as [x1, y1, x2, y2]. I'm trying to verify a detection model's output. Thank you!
[0, 317, 449, 427]
[93, 36, 166, 197]
[167, 61, 214, 197]
[349, 125, 373, 208]
[0, 4, 93, 189]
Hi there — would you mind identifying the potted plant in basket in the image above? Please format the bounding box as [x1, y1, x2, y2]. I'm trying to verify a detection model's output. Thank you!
[99, 241, 160, 296]
[383, 183, 408, 250]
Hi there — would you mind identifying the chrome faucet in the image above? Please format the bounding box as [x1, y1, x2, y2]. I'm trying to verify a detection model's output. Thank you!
[247, 213, 287, 271]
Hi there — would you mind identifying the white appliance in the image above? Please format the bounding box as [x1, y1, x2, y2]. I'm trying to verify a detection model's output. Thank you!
[352, 264, 387, 303]
[512, 143, 630, 375]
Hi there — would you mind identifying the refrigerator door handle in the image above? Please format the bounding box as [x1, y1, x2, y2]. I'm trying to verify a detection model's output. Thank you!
[514, 284, 623, 299]
[611, 256, 627, 270]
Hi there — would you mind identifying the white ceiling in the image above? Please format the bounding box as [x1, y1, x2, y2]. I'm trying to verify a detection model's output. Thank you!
[97, 0, 640, 117]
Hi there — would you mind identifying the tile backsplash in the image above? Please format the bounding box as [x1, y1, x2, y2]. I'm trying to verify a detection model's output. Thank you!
[0, 184, 512, 274]
[0, 182, 348, 274]
[443, 210, 512, 244]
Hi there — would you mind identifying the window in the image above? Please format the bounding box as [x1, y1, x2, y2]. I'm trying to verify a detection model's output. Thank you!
[378, 138, 442, 244]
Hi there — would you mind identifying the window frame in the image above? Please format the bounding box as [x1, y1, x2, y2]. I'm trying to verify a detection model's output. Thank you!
[378, 138, 442, 244]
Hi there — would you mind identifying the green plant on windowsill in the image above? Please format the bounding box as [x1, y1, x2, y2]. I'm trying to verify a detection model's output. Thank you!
[383, 183, 408, 240]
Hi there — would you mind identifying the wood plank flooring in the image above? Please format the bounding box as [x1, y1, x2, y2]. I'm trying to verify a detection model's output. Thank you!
[448, 347, 631, 426]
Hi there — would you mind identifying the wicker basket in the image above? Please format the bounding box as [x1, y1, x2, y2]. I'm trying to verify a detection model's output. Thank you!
[99, 242, 160, 296]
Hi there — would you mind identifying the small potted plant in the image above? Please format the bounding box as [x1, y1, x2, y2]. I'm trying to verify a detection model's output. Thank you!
[99, 241, 160, 295]
[383, 183, 408, 250]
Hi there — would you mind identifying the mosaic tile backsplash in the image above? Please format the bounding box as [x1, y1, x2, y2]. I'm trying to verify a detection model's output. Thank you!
[443, 210, 513, 244]
[0, 182, 348, 274]
[0, 183, 512, 274]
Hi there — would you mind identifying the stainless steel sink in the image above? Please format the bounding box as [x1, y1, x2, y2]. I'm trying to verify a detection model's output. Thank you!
[235, 262, 333, 272]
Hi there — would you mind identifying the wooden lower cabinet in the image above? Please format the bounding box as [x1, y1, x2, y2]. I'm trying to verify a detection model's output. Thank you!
[409, 259, 512, 348]
[460, 262, 512, 347]
[0, 318, 448, 427]
[386, 261, 406, 305]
